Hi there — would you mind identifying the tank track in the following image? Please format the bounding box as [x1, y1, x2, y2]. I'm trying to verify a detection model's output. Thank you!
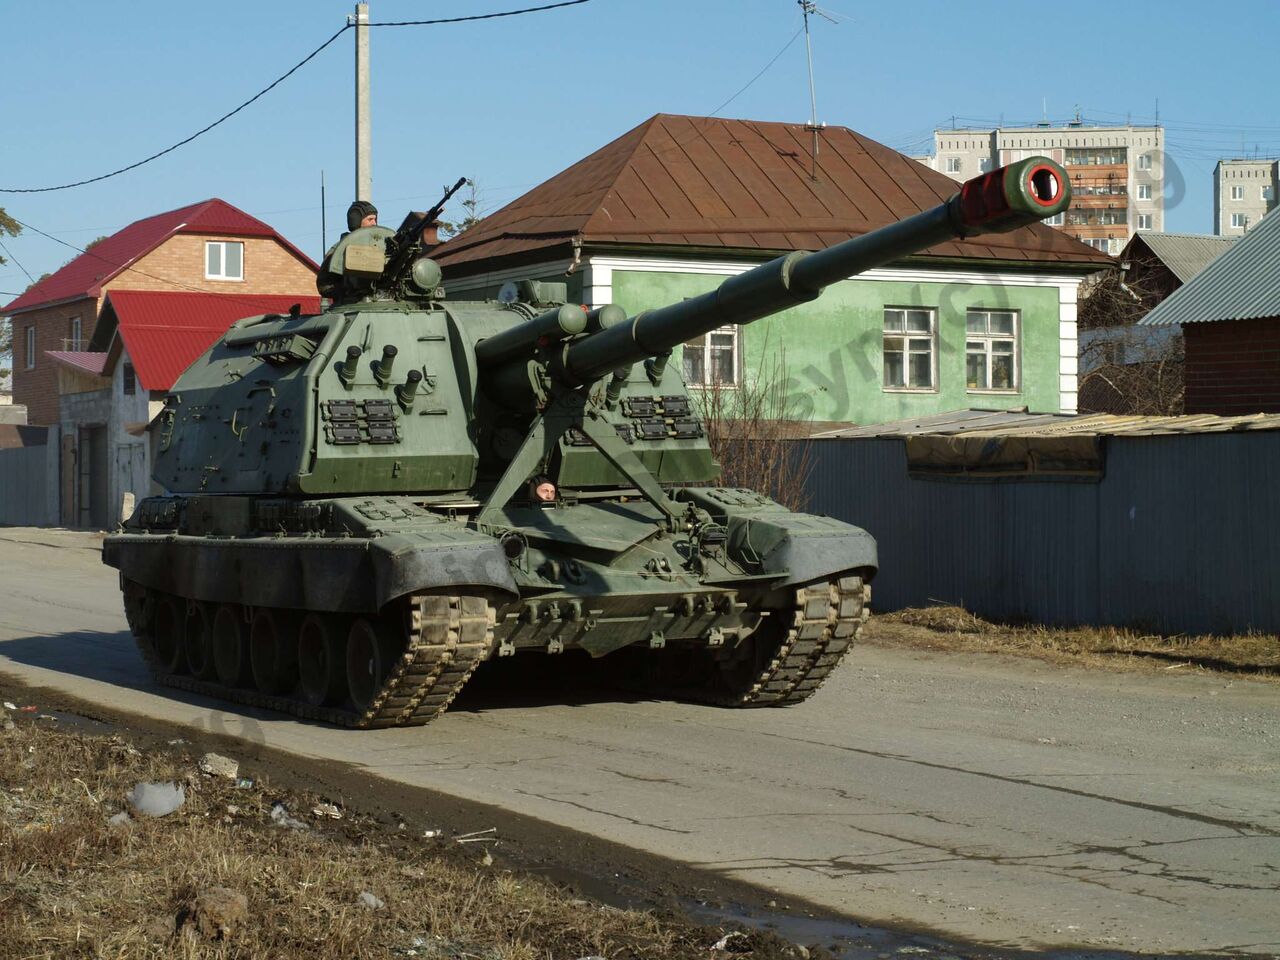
[622, 574, 870, 707]
[123, 585, 494, 729]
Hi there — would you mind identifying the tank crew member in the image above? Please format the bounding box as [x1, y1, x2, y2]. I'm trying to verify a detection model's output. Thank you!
[318, 200, 380, 297]
[347, 200, 378, 231]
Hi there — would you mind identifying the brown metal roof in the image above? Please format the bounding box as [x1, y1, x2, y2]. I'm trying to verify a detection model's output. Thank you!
[433, 114, 1112, 273]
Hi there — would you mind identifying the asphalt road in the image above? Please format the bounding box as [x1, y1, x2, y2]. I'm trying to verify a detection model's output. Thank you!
[1, 527, 1277, 955]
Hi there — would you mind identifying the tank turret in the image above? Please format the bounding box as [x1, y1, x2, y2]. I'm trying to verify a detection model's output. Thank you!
[105, 158, 1071, 729]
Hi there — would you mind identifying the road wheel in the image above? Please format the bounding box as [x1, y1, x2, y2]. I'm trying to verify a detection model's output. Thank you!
[183, 602, 217, 681]
[298, 613, 348, 708]
[346, 616, 401, 714]
[152, 595, 187, 675]
[250, 608, 301, 696]
[212, 604, 251, 688]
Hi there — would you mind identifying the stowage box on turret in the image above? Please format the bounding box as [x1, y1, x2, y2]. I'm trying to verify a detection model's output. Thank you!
[104, 158, 1072, 727]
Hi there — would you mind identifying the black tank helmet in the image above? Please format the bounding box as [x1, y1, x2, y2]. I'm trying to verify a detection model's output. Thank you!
[347, 200, 378, 231]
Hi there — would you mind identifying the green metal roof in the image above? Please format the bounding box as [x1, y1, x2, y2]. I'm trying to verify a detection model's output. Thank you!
[1129, 231, 1236, 284]
[1141, 209, 1280, 326]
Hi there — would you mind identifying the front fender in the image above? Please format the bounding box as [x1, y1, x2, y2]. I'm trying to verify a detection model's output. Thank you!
[676, 487, 878, 586]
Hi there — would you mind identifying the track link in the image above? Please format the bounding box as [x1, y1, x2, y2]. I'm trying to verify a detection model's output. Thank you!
[626, 574, 870, 707]
[122, 584, 494, 729]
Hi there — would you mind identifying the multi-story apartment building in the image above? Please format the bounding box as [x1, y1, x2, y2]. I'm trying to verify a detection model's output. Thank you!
[1214, 158, 1278, 235]
[913, 122, 1164, 256]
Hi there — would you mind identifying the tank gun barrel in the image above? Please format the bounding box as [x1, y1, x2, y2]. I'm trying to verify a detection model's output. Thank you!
[561, 157, 1071, 383]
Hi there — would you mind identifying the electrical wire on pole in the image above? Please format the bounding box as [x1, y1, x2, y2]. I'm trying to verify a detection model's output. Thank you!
[0, 0, 593, 195]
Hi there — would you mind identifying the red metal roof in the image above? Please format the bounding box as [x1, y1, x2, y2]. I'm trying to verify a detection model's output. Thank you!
[433, 114, 1111, 272]
[45, 350, 109, 378]
[2, 199, 318, 315]
[101, 290, 321, 391]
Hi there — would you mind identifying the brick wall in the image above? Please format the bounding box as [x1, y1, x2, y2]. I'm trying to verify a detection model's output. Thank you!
[1184, 317, 1280, 414]
[10, 298, 99, 425]
[9, 233, 316, 426]
[111, 235, 316, 296]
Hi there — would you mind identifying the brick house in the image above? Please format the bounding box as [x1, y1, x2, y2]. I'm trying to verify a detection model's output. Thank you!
[1, 198, 318, 426]
[431, 114, 1109, 425]
[1140, 208, 1280, 414]
[0, 198, 319, 526]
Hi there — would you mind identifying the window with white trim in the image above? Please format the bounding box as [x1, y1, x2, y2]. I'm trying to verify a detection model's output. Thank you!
[1137, 213, 1153, 229]
[1044, 212, 1065, 226]
[1231, 213, 1249, 229]
[966, 309, 1019, 391]
[1263, 185, 1275, 202]
[883, 308, 936, 391]
[682, 326, 738, 386]
[205, 240, 244, 281]
[1137, 153, 1152, 170]
[945, 156, 962, 174]
[69, 316, 82, 351]
[1137, 183, 1152, 200]
[1230, 185, 1245, 201]
[25, 325, 35, 369]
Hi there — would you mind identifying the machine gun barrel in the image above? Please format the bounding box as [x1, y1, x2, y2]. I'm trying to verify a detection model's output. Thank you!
[562, 157, 1071, 384]
[383, 176, 468, 281]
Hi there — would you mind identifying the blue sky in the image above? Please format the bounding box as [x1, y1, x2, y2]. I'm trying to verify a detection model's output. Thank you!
[2, 0, 1277, 293]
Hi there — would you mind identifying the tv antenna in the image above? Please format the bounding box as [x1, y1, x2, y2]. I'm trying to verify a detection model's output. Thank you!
[799, 0, 841, 181]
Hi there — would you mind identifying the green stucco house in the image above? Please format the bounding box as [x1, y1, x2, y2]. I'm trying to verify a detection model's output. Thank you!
[432, 114, 1109, 425]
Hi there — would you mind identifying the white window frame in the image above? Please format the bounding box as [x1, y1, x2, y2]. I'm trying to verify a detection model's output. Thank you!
[882, 307, 937, 392]
[70, 316, 82, 350]
[1231, 213, 1249, 229]
[1263, 185, 1275, 202]
[1137, 213, 1153, 230]
[204, 240, 245, 281]
[25, 325, 35, 369]
[682, 324, 739, 387]
[965, 309, 1020, 393]
[1137, 183, 1153, 200]
[945, 156, 962, 174]
[1044, 212, 1065, 226]
[1230, 185, 1245, 201]
[1137, 153, 1152, 170]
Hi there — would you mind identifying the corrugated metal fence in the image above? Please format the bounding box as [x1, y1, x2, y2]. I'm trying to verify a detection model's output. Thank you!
[0, 429, 60, 527]
[804, 431, 1280, 635]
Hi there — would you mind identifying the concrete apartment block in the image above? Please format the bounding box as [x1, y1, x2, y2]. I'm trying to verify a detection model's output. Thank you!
[914, 122, 1164, 256]
[1214, 159, 1278, 235]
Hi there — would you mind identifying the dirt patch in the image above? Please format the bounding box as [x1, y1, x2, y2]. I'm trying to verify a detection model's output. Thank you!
[870, 606, 1279, 681]
[0, 700, 834, 960]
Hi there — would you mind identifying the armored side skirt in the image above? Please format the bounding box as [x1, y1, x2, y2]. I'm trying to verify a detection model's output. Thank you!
[102, 530, 518, 614]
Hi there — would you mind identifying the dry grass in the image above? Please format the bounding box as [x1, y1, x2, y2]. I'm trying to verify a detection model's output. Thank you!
[0, 719, 802, 960]
[871, 606, 1280, 681]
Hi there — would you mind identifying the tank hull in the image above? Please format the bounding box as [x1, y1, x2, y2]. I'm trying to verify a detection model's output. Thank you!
[104, 492, 876, 726]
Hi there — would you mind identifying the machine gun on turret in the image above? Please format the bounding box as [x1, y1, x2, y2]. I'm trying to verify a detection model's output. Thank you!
[318, 176, 468, 304]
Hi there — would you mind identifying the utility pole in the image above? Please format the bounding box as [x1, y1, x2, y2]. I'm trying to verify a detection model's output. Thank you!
[354, 2, 372, 202]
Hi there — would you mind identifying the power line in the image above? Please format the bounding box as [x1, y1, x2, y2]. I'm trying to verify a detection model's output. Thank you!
[0, 0, 594, 195]
[368, 0, 590, 27]
[707, 27, 804, 118]
[0, 239, 35, 284]
[0, 25, 349, 195]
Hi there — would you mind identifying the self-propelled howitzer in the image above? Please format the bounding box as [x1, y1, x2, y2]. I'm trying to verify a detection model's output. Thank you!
[104, 158, 1071, 728]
